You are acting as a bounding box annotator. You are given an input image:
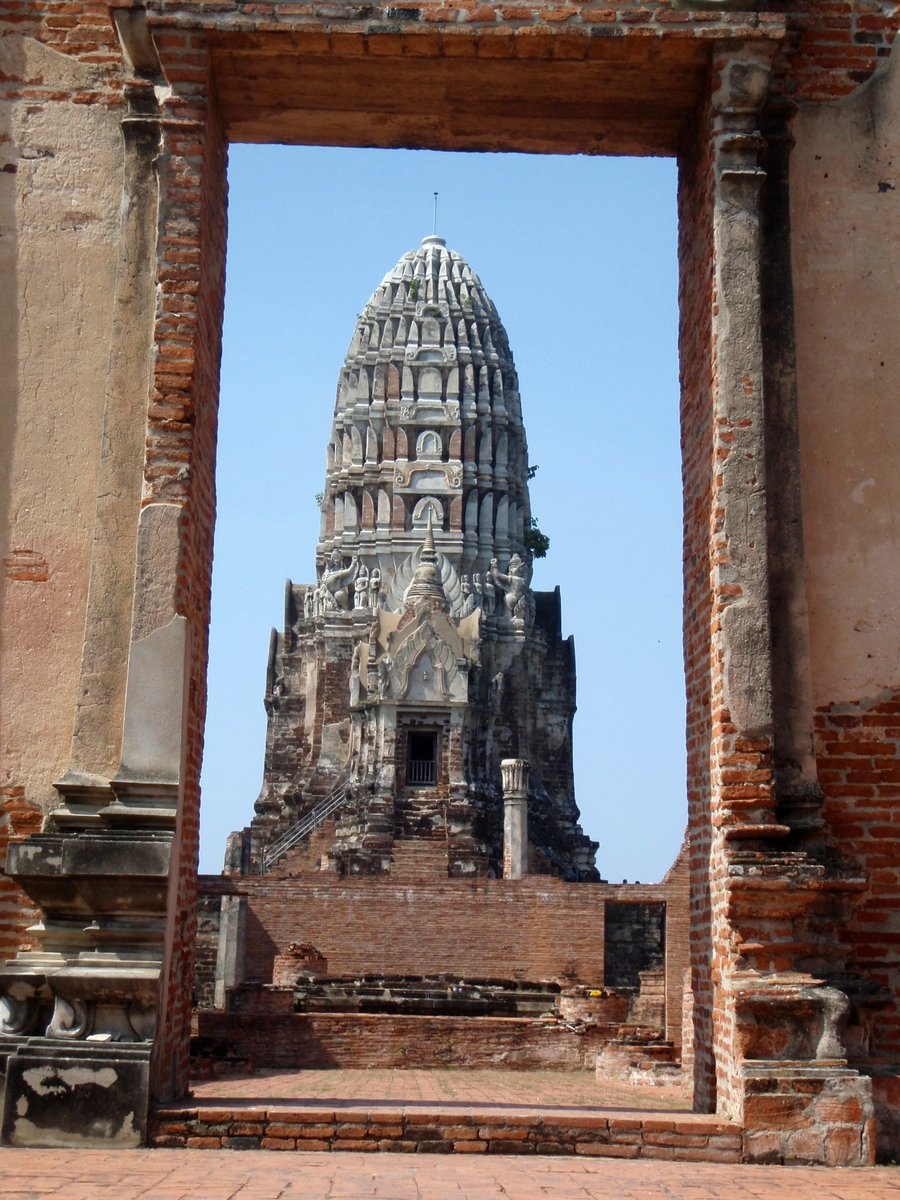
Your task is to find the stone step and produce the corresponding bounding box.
[149,1100,742,1162]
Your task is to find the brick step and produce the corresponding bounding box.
[389,838,450,880]
[150,1101,742,1161]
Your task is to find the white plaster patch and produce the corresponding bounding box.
[22,1065,118,1094]
[59,1066,118,1089]
[22,1069,66,1097]
[851,477,876,503]
[11,1109,137,1148]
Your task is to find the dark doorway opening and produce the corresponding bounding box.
[407,732,438,786]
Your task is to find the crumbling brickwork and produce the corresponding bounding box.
[0,793,42,961]
[196,1011,609,1072]
[195,874,685,998]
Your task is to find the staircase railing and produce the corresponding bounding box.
[529,835,580,882]
[262,783,350,873]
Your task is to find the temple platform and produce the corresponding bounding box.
[147,1068,746,1162]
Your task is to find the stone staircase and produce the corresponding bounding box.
[389,837,450,881]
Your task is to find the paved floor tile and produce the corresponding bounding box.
[190,1068,689,1113]
[1,1149,898,1199]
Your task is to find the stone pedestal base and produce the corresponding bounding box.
[741,1063,875,1166]
[0,1038,151,1148]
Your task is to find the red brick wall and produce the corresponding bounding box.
[677,71,718,1113]
[4,1,123,81]
[235,877,609,985]
[148,26,229,1101]
[0,793,42,961]
[816,692,900,1061]
[662,844,691,1049]
[197,1011,606,1071]
[197,874,688,991]
[771,0,898,101]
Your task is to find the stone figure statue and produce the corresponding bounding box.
[349,642,363,706]
[368,567,382,609]
[478,571,495,615]
[377,654,392,699]
[472,573,484,612]
[354,564,369,609]
[461,574,477,615]
[319,550,359,611]
[489,553,530,621]
[312,582,329,616]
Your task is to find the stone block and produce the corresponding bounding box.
[0,1041,150,1148]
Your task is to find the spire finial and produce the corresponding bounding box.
[432,191,438,237]
[403,509,447,611]
[422,508,437,562]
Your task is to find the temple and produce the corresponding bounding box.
[2,1,896,1160]
[225,236,599,883]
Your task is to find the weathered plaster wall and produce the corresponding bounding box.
[0,38,123,804]
[0,30,126,957]
[792,43,899,709]
[791,47,900,1141]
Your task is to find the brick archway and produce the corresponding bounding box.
[133,8,787,1116]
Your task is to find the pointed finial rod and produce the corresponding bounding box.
[433,192,438,237]
[422,508,437,561]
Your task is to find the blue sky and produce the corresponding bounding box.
[199,144,686,882]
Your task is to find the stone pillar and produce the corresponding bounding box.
[0,35,168,1148]
[0,8,228,1146]
[702,45,874,1166]
[213,896,247,1010]
[501,758,530,880]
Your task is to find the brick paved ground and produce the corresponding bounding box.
[1,1147,898,1199]
[190,1068,689,1111]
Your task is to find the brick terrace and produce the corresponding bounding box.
[153,1068,728,1160]
[189,1068,690,1109]
[1,1147,897,1199]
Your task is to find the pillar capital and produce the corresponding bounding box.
[500,757,531,799]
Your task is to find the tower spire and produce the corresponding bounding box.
[405,510,448,610]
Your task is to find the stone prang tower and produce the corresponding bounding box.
[227,236,598,881]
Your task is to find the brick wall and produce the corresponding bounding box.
[0,794,42,962]
[150,1101,742,1160]
[677,71,718,1112]
[211,876,614,986]
[194,870,691,1058]
[662,845,690,1049]
[147,25,229,1101]
[196,1011,606,1071]
[816,692,900,1060]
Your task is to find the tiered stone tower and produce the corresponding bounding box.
[227,236,598,881]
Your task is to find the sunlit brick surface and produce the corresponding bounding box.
[0,1147,896,1198]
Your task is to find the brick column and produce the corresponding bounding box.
[0,33,169,1146]
[0,8,227,1145]
[700,44,875,1166]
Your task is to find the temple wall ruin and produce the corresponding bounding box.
[793,52,900,1145]
[195,1011,613,1072]
[0,0,897,1164]
[0,27,126,958]
[194,870,688,1043]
